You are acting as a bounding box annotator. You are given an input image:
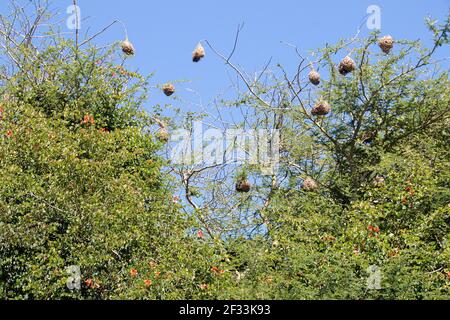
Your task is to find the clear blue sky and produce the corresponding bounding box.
[6,1,450,112]
[69,0,449,113]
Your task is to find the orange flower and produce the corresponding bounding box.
[5,130,13,138]
[197,230,204,239]
[172,196,180,204]
[446,271,450,280]
[99,128,109,133]
[130,268,138,277]
[144,279,152,287]
[211,266,225,275]
[154,271,161,279]
[211,266,220,274]
[199,284,208,290]
[82,115,95,125]
[85,279,94,288]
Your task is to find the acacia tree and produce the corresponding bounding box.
[169,14,450,298]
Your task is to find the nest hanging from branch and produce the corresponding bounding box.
[339,56,356,75]
[311,100,331,116]
[378,35,394,54]
[162,83,175,97]
[302,177,318,192]
[308,70,321,86]
[236,180,251,193]
[121,39,135,56]
[192,43,205,62]
[372,175,385,187]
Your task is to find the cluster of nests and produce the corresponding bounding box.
[308,35,394,117]
[121,40,206,97]
[120,40,206,144]
[235,176,320,193]
[121,36,394,193]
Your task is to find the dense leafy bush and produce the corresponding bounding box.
[0,1,448,300]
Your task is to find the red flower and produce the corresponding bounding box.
[211,266,220,274]
[373,227,380,233]
[144,279,152,287]
[82,115,95,125]
[85,279,94,288]
[130,268,138,277]
[197,230,204,239]
[211,266,225,275]
[6,130,13,138]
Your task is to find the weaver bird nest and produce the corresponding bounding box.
[378,35,394,54]
[311,100,331,116]
[162,83,175,97]
[339,56,356,75]
[302,177,319,192]
[236,180,251,193]
[308,70,321,86]
[121,39,135,56]
[192,43,205,62]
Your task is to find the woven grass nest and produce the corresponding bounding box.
[311,100,331,116]
[121,39,135,56]
[192,43,205,62]
[339,56,356,75]
[162,83,175,97]
[236,180,251,193]
[156,126,169,143]
[378,35,394,54]
[302,177,318,192]
[308,70,321,86]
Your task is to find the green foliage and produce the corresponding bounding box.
[0,3,449,300]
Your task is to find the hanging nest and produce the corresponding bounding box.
[372,175,385,187]
[156,125,169,143]
[192,43,205,62]
[236,180,251,193]
[121,39,135,56]
[302,177,318,192]
[162,83,175,97]
[311,100,331,116]
[308,70,321,86]
[338,56,356,75]
[378,35,394,54]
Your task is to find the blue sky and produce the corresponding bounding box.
[65,0,449,113]
[5,0,450,112]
